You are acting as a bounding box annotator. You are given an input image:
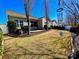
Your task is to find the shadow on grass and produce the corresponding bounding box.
[3,41,69,59]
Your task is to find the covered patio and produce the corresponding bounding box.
[31,19,43,30]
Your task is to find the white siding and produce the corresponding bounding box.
[42,18,46,27]
[23,22,28,26]
[52,22,57,26]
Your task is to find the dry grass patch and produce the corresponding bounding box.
[3,30,71,59]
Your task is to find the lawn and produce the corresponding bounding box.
[3,29,71,59]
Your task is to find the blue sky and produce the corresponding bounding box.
[0,0,57,24]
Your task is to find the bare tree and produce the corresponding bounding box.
[22,0,36,35]
[44,0,49,29]
[64,0,79,26]
[66,13,75,26]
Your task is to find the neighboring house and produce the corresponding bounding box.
[0,24,8,34]
[47,20,57,27]
[51,20,57,26]
[37,17,57,28]
[36,17,51,28]
[39,17,52,28]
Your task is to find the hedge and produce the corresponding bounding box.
[51,26,65,30]
[70,27,79,34]
[0,28,3,55]
[7,20,17,34]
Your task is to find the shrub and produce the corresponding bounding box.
[0,28,3,55]
[21,26,28,33]
[60,26,65,30]
[50,25,53,29]
[47,25,52,29]
[70,27,76,33]
[15,29,22,35]
[44,25,48,30]
[70,27,79,34]
[7,21,16,34]
[76,28,79,34]
[52,26,65,30]
[0,28,2,40]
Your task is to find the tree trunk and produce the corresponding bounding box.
[24,0,30,35]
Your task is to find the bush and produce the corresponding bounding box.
[15,29,22,35]
[70,27,79,34]
[44,25,65,30]
[50,25,53,29]
[47,25,52,29]
[51,26,65,30]
[21,26,28,33]
[44,25,48,30]
[0,28,3,55]
[7,21,16,34]
[76,28,79,34]
[0,28,2,40]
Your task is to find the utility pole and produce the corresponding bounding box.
[24,0,30,35]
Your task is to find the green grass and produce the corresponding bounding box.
[3,30,71,59]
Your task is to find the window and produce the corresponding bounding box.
[16,20,19,27]
[20,20,23,27]
[31,21,34,27]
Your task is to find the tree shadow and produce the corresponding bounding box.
[3,41,69,59]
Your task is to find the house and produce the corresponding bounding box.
[47,20,57,27]
[51,20,57,26]
[6,10,52,32]
[6,10,42,30]
[1,10,57,34]
[0,10,39,34]
[36,17,57,29]
[7,10,38,27]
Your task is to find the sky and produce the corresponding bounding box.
[0,0,58,25]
